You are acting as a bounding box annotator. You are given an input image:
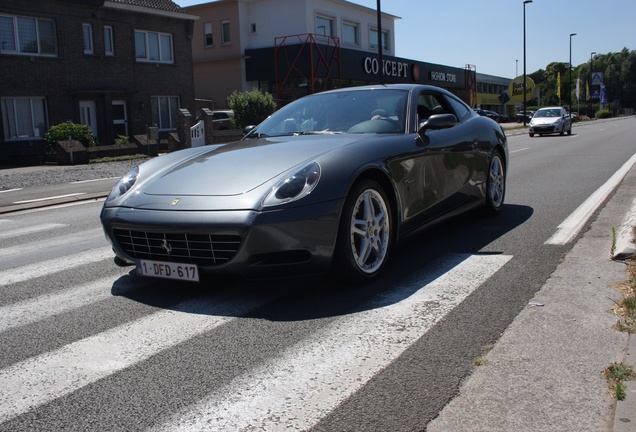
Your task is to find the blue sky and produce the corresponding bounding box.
[174,0,635,78]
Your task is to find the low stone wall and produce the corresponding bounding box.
[209,129,244,144]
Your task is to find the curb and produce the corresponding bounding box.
[613,197,636,260]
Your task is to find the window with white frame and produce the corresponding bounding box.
[151,96,179,130]
[82,23,93,54]
[0,14,57,56]
[342,20,359,46]
[315,15,334,37]
[369,27,389,51]
[1,97,48,141]
[204,22,213,46]
[104,25,114,55]
[135,30,173,63]
[221,20,230,44]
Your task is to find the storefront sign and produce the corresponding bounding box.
[363,57,409,78]
[508,75,536,102]
[429,71,457,83]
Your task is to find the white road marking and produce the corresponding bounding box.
[13,193,85,204]
[0,275,131,332]
[0,246,113,286]
[0,252,511,428]
[546,152,636,245]
[0,291,271,423]
[0,188,22,194]
[150,253,512,432]
[510,147,528,153]
[0,227,104,259]
[71,177,119,184]
[0,223,66,240]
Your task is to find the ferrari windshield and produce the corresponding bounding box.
[248,89,408,137]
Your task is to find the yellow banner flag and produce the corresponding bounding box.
[557,72,561,98]
[586,81,590,101]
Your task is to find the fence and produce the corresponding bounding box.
[190,120,205,148]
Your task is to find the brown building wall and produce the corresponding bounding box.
[0,0,196,163]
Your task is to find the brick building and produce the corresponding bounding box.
[0,0,197,163]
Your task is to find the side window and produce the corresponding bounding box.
[445,96,471,122]
[416,93,447,124]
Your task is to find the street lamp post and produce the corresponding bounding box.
[589,51,596,117]
[569,33,577,116]
[523,0,532,126]
[516,59,518,77]
[376,0,383,85]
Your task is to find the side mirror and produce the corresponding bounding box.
[418,113,457,134]
[243,125,256,135]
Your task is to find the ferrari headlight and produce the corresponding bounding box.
[106,166,139,202]
[262,162,321,207]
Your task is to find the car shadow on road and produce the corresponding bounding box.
[111,203,534,321]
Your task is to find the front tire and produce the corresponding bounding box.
[485,151,505,214]
[335,179,392,283]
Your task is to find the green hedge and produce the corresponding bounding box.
[227,89,276,129]
[44,122,97,149]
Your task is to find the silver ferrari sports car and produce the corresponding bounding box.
[101,84,508,283]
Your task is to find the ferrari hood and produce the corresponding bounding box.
[142,135,357,196]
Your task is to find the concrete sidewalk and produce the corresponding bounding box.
[427,157,636,431]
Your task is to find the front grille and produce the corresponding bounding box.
[113,229,242,267]
[537,125,555,132]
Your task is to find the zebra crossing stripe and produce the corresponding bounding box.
[0,228,104,260]
[150,254,513,432]
[0,275,132,332]
[0,223,67,240]
[0,291,270,423]
[0,247,113,286]
[0,253,511,427]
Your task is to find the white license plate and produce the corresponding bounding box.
[136,259,200,282]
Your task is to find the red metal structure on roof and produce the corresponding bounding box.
[274,34,342,103]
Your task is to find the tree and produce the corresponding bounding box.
[227,89,277,129]
[528,48,636,115]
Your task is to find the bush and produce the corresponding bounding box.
[44,122,97,150]
[227,89,276,129]
[596,109,612,119]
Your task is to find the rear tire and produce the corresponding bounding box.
[334,179,392,283]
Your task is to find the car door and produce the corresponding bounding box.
[392,91,479,229]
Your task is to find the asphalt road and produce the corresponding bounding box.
[0,117,635,431]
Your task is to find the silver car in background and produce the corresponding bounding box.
[528,107,572,137]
